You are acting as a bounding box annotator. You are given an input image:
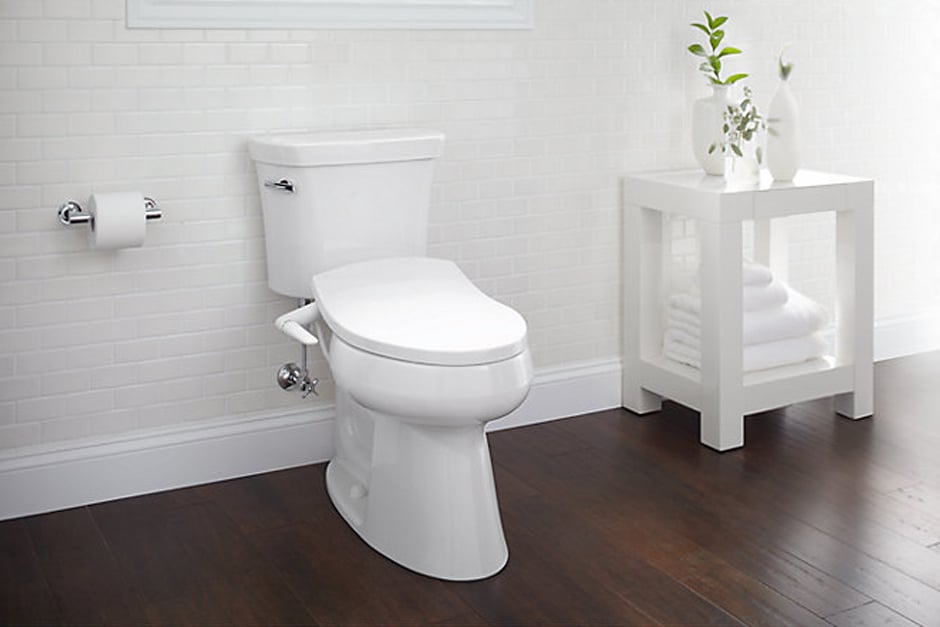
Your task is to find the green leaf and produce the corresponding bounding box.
[709,29,725,50]
[778,48,794,81]
[709,56,722,73]
[711,15,728,28]
[708,143,717,154]
[687,43,707,56]
[731,144,743,158]
[704,10,715,29]
[690,22,710,36]
[717,46,742,58]
[724,73,749,84]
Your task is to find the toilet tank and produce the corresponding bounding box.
[249,128,445,299]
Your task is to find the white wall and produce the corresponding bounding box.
[1,1,939,464]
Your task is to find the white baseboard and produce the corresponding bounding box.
[0,358,622,521]
[874,311,940,362]
[3,310,936,523]
[488,357,622,431]
[0,408,336,521]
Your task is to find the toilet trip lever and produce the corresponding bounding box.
[264,178,295,193]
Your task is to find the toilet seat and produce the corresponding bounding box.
[311,257,527,367]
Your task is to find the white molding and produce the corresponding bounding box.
[874,311,940,362]
[2,311,936,523]
[0,409,335,521]
[488,357,622,432]
[127,0,533,30]
[0,358,620,521]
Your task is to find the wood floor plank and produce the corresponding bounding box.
[500,442,832,627]
[481,494,737,627]
[825,600,922,627]
[0,519,62,626]
[139,566,316,626]
[248,511,480,627]
[549,409,940,624]
[703,537,870,619]
[488,431,752,625]
[885,483,940,522]
[564,416,873,618]
[198,464,334,535]
[92,497,294,614]
[704,490,940,626]
[27,507,149,626]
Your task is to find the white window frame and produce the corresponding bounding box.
[127,0,533,29]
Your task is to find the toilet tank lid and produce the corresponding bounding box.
[249,128,444,167]
[311,257,528,367]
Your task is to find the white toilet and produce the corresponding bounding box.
[249,128,533,581]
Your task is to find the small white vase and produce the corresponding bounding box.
[766,80,800,181]
[691,84,729,176]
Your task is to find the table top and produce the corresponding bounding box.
[625,169,870,194]
[624,169,874,222]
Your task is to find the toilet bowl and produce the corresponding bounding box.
[313,256,532,581]
[249,129,533,581]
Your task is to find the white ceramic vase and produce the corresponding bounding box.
[691,84,730,176]
[766,80,800,181]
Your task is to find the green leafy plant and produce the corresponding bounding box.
[777,48,794,81]
[708,86,767,163]
[688,10,748,86]
[765,48,792,139]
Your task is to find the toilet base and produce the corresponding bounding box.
[325,416,508,581]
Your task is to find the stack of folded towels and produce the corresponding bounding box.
[663,259,830,372]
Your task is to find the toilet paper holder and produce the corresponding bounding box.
[57,197,162,226]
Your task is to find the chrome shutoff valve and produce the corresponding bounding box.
[277,363,304,391]
[276,363,319,398]
[300,377,319,399]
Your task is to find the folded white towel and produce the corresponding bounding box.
[666,287,828,347]
[664,333,828,372]
[742,259,773,286]
[664,326,701,350]
[679,277,789,312]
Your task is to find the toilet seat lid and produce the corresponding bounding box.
[311,257,528,366]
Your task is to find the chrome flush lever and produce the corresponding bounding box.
[264,178,295,193]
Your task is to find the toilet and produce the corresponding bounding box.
[249,128,533,581]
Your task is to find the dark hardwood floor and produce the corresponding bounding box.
[4,351,940,626]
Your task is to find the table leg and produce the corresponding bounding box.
[622,203,662,414]
[753,217,789,282]
[834,188,874,419]
[698,219,745,451]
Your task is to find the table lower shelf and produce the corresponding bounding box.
[636,354,855,415]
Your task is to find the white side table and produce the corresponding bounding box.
[622,169,874,451]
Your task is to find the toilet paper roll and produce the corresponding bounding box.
[87,191,147,250]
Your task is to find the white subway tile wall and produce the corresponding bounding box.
[1,0,939,452]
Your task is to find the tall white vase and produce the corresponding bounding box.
[691,84,729,176]
[766,80,800,181]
